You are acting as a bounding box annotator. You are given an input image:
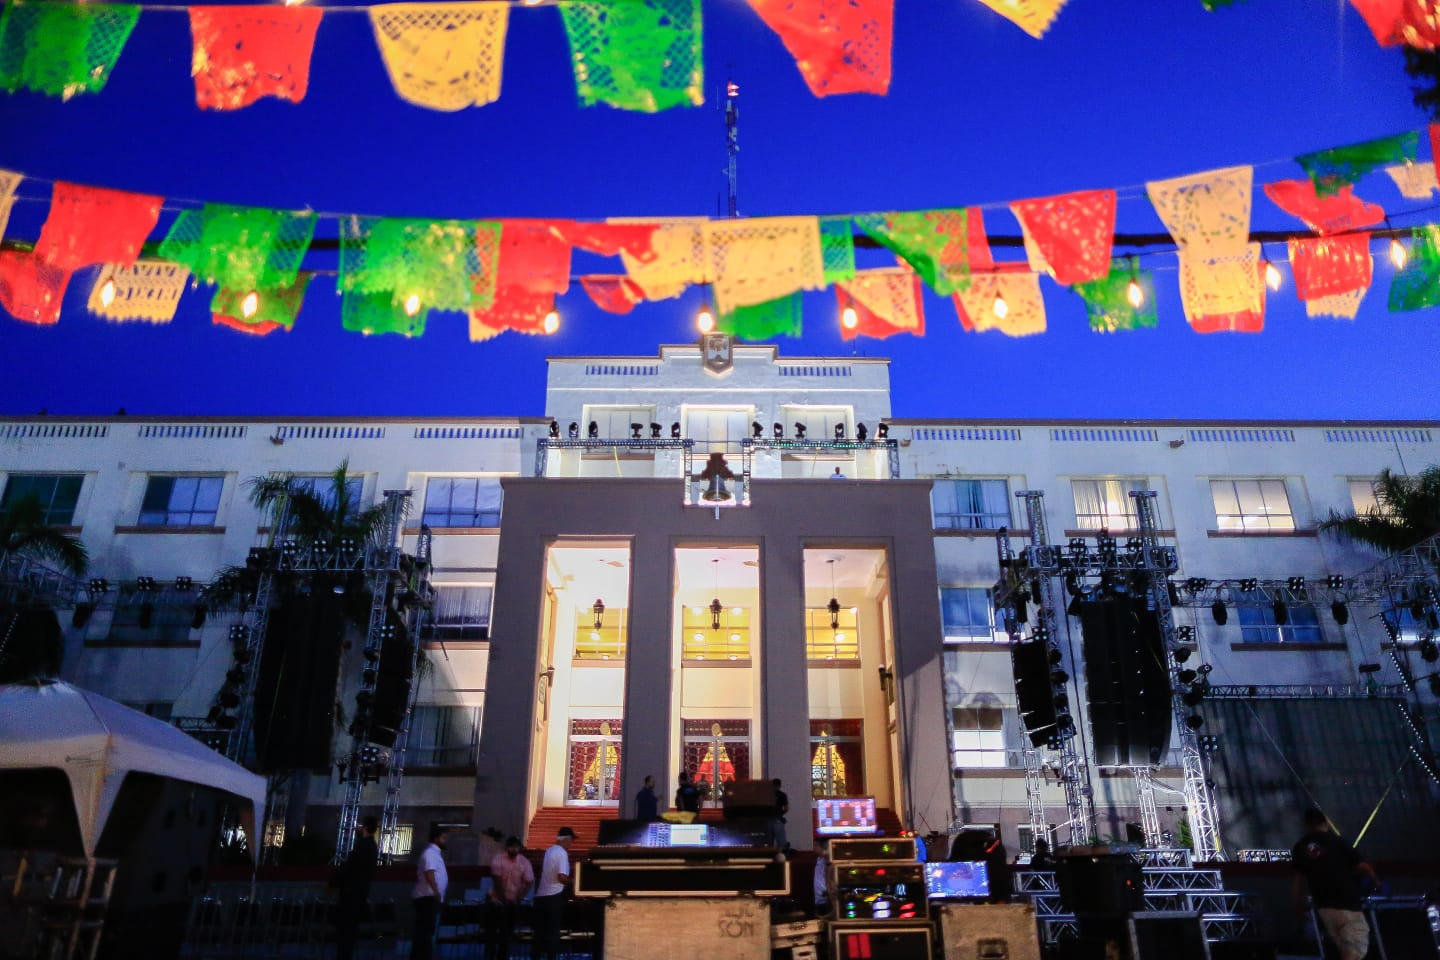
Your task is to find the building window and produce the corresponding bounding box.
[1237,597,1323,644]
[932,478,1010,530]
[1,474,83,526]
[582,405,655,440]
[1348,478,1384,516]
[940,587,1000,643]
[780,405,851,442]
[809,719,864,797]
[381,823,413,858]
[950,705,1007,769]
[139,476,223,527]
[1211,479,1295,532]
[422,477,502,528]
[575,606,627,660]
[681,604,751,661]
[684,407,752,452]
[806,607,859,660]
[423,585,493,640]
[404,705,480,767]
[105,587,195,645]
[290,474,365,517]
[1071,478,1149,530]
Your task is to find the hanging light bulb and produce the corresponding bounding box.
[1390,236,1408,269]
[992,293,1009,319]
[1264,261,1282,291]
[696,304,715,333]
[240,291,259,319]
[1126,277,1144,308]
[841,305,859,330]
[98,279,117,309]
[543,310,560,334]
[403,293,421,317]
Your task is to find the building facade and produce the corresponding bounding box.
[2,342,1436,860]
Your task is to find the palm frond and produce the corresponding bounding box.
[0,494,89,575]
[1319,465,1440,554]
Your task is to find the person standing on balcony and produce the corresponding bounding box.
[534,826,575,960]
[410,824,449,960]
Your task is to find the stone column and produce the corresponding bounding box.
[760,534,812,848]
[618,532,674,818]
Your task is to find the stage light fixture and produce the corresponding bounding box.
[568,422,579,439]
[650,422,662,439]
[1185,714,1205,730]
[1199,734,1220,753]
[549,421,559,438]
[1326,575,1345,590]
[1287,576,1306,592]
[587,421,599,439]
[1174,647,1193,663]
[834,422,846,440]
[671,422,682,439]
[1239,578,1258,593]
[1176,626,1195,643]
[1272,598,1289,626]
[630,422,643,440]
[856,423,868,441]
[89,578,110,595]
[1051,669,1069,685]
[794,422,807,440]
[1331,600,1350,625]
[1177,668,1198,685]
[136,576,157,592]
[1211,600,1228,625]
[175,576,193,592]
[751,421,764,439]
[1420,638,1439,663]
[1186,578,1209,592]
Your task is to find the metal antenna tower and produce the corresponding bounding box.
[1132,490,1223,861]
[724,79,739,218]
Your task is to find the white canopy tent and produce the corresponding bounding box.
[0,681,266,860]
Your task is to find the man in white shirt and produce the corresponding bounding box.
[534,826,575,960]
[410,824,449,960]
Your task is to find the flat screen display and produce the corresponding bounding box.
[925,861,990,900]
[643,821,712,847]
[815,797,878,836]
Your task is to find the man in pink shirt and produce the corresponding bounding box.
[487,835,535,960]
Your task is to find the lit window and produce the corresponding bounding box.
[1071,478,1149,531]
[940,587,1001,643]
[1211,479,1295,532]
[1237,596,1322,643]
[575,606,627,660]
[1,474,83,526]
[381,824,413,858]
[423,585,493,640]
[680,605,751,660]
[932,478,1010,530]
[422,477,502,528]
[1348,478,1384,516]
[806,607,859,660]
[950,706,1007,768]
[139,475,223,527]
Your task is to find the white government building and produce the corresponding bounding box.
[2,341,1437,862]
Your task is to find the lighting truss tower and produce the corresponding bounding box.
[1130,490,1223,862]
[223,506,287,766]
[334,490,417,862]
[995,491,1095,845]
[1129,765,1162,848]
[1019,718,1048,851]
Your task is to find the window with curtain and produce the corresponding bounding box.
[290,474,365,517]
[423,585,493,640]
[1071,478,1149,530]
[950,706,1008,768]
[684,406,752,452]
[139,475,223,526]
[780,405,851,441]
[932,478,1010,530]
[1,474,83,526]
[421,477,502,528]
[582,405,655,439]
[1348,478,1384,516]
[940,587,1000,642]
[1210,479,1295,532]
[1237,596,1323,643]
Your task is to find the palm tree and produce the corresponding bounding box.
[0,493,89,683]
[1318,466,1440,555]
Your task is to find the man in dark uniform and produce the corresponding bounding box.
[332,816,379,960]
[1291,807,1378,960]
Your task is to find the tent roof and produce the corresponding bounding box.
[0,681,266,857]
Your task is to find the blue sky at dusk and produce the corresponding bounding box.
[1,1,1437,421]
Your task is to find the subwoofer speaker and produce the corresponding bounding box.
[1012,639,1057,746]
[254,590,345,771]
[1077,598,1171,767]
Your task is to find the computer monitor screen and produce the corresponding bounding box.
[815,797,878,836]
[925,861,990,900]
[643,822,712,847]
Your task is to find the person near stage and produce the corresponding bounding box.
[534,826,575,960]
[636,774,659,821]
[332,816,378,960]
[410,824,449,960]
[486,835,534,960]
[1292,807,1378,960]
[813,838,832,917]
[983,828,1012,903]
[771,778,790,850]
[675,770,700,814]
[1028,837,1055,870]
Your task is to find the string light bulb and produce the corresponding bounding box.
[1264,261,1282,290]
[841,305,859,330]
[992,292,1009,319]
[403,293,421,317]
[542,310,560,334]
[98,279,116,309]
[1126,277,1144,309]
[1390,236,1408,269]
[696,304,714,333]
[240,291,259,319]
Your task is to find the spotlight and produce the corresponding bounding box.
[1053,692,1069,710]
[794,422,807,440]
[630,422,643,440]
[136,576,157,592]
[588,421,599,439]
[1182,687,1205,707]
[568,422,579,439]
[1211,600,1228,626]
[1331,600,1350,625]
[1047,648,1062,666]
[834,422,846,440]
[1199,734,1220,753]
[89,578,110,595]
[876,422,889,439]
[1287,576,1306,592]
[651,422,662,439]
[856,423,868,441]
[751,421,763,439]
[175,576,193,592]
[1177,668,1198,685]
[1174,647,1193,663]
[1051,669,1069,684]
[773,422,784,439]
[1239,578,1257,593]
[549,420,559,438]
[1272,599,1289,626]
[1176,626,1195,643]
[1186,578,1209,592]
[1420,638,1439,663]
[1185,714,1205,729]
[671,422,682,439]
[1325,575,1345,590]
